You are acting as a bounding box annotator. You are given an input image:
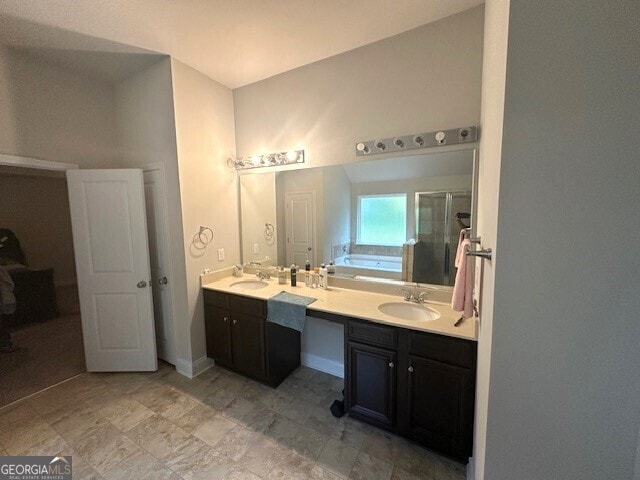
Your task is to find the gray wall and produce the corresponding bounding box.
[0,46,121,167]
[114,57,191,368]
[322,165,351,265]
[484,1,640,478]
[170,58,238,371]
[0,175,76,285]
[233,6,483,168]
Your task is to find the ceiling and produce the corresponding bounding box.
[0,0,483,88]
[343,149,474,183]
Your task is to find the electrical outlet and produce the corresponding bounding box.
[217,248,225,261]
[253,243,259,254]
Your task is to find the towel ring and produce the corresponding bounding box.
[194,225,214,247]
[264,223,275,239]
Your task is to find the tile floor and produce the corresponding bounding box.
[0,362,466,480]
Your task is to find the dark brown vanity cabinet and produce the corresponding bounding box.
[345,319,477,461]
[205,305,233,367]
[231,312,266,379]
[347,341,397,427]
[405,354,475,458]
[203,290,299,386]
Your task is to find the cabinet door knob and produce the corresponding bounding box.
[388,362,394,368]
[408,366,414,373]
[137,281,147,288]
[233,319,238,324]
[223,317,228,323]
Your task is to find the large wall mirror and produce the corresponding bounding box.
[239,148,477,287]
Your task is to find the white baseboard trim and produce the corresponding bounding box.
[175,355,214,379]
[301,352,344,378]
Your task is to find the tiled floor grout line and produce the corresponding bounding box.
[0,365,465,480]
[0,371,86,412]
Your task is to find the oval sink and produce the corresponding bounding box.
[229,280,269,290]
[378,302,441,322]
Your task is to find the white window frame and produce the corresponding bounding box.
[356,193,407,246]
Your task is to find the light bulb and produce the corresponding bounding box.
[356,143,370,154]
[286,151,299,162]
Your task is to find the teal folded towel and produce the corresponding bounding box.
[267,291,316,332]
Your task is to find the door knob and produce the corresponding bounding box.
[408,366,414,373]
[137,281,147,288]
[233,319,238,324]
[223,317,228,323]
[158,277,168,285]
[388,362,394,368]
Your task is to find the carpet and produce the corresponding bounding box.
[0,314,85,407]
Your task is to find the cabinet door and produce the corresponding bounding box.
[347,341,396,427]
[406,355,474,458]
[231,313,266,380]
[204,305,232,367]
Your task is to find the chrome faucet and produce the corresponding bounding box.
[402,285,427,304]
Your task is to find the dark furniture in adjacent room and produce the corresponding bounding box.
[0,229,58,327]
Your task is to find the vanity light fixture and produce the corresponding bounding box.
[355,126,478,156]
[230,149,305,170]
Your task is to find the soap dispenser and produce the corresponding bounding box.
[277,266,287,285]
[319,263,328,289]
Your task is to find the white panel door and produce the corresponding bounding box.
[67,169,157,372]
[143,166,177,365]
[285,191,316,267]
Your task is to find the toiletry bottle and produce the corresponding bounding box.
[327,261,335,275]
[290,265,297,286]
[305,259,311,272]
[305,271,311,287]
[278,266,286,285]
[319,264,328,289]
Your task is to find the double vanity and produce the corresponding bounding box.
[202,275,478,462]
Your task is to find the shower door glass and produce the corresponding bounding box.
[415,191,471,286]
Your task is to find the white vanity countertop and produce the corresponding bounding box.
[202,276,477,341]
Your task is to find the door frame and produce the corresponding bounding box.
[142,163,178,365]
[284,190,317,267]
[0,153,78,173]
